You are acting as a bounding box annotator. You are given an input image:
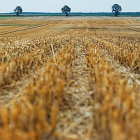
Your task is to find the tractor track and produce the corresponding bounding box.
[120,25,140,32]
[0,20,61,36]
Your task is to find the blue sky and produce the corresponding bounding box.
[1,0,140,13]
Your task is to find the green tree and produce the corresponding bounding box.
[61,5,71,16]
[14,6,23,16]
[112,4,122,17]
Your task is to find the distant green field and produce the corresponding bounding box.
[0,17,20,20]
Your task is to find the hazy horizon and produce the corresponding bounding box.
[0,0,140,13]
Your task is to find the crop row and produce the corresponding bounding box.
[0,35,72,88]
[91,34,140,73]
[87,45,140,140]
[0,44,74,140]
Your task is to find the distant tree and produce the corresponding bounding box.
[14,6,23,16]
[61,5,71,16]
[112,4,122,16]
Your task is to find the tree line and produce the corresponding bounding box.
[14,4,122,17]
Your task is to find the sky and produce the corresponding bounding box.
[0,0,140,13]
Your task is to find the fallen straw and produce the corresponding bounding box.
[51,43,56,62]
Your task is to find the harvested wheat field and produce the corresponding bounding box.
[0,16,140,140]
